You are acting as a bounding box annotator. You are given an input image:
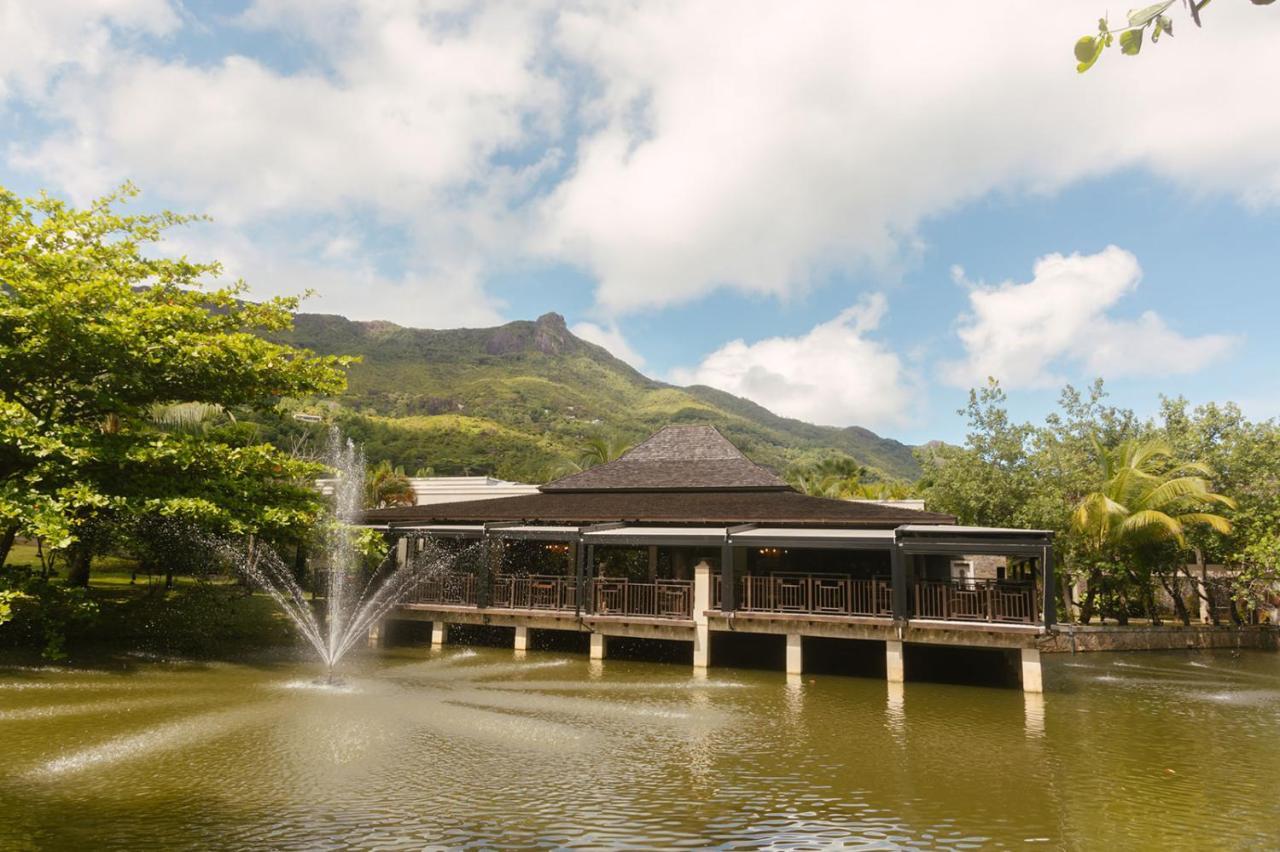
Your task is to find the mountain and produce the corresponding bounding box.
[270,311,922,482]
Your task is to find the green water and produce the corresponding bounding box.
[1,646,1277,850]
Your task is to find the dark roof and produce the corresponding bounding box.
[541,425,788,492]
[363,489,954,528]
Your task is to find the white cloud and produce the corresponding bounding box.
[4,1,1280,327]
[571,321,645,368]
[540,1,1280,315]
[943,246,1238,389]
[160,225,504,329]
[0,0,177,101]
[671,293,915,428]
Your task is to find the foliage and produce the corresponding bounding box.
[365,459,415,509]
[0,184,351,582]
[0,568,99,659]
[1076,0,1275,73]
[920,379,1280,624]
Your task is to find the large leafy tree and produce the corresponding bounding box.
[0,184,350,584]
[1071,437,1234,623]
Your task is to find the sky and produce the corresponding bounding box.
[2,0,1279,445]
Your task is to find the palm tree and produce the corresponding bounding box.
[148,402,233,435]
[365,460,416,509]
[1071,437,1234,623]
[577,434,632,470]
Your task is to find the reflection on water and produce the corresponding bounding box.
[1,647,1279,848]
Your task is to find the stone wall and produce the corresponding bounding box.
[1041,624,1280,653]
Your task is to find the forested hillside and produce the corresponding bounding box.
[263,311,922,483]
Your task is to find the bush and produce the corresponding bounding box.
[0,568,99,660]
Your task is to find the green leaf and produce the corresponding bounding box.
[1120,28,1144,56]
[1074,35,1099,62]
[1128,1,1174,27]
[1075,35,1104,72]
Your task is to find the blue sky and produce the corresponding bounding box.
[2,1,1278,444]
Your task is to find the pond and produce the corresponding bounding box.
[1,646,1278,849]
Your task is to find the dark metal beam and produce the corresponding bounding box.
[720,543,737,611]
[890,546,907,620]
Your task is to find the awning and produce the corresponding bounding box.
[895,524,1053,555]
[729,527,895,550]
[582,526,728,546]
[485,525,581,541]
[389,524,486,538]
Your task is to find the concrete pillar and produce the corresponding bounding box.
[395,536,409,569]
[514,625,529,652]
[1021,647,1043,694]
[431,621,448,647]
[693,561,712,669]
[785,633,803,675]
[589,631,607,660]
[886,639,904,683]
[367,620,385,648]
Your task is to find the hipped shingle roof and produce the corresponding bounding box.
[541,425,788,492]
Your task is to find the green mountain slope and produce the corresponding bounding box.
[271,312,922,482]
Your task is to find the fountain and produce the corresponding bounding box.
[232,429,472,683]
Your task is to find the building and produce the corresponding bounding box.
[364,425,1055,692]
[318,475,539,505]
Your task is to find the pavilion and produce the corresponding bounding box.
[364,425,1054,692]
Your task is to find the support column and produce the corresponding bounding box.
[785,633,803,675]
[693,561,711,669]
[431,621,448,647]
[1021,647,1043,694]
[395,535,409,570]
[886,639,904,683]
[514,625,530,651]
[367,619,386,648]
[589,631,607,660]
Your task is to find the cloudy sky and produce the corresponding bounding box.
[3,1,1278,443]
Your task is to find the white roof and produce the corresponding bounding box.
[898,524,1052,536]
[730,528,894,541]
[393,524,485,535]
[487,525,580,538]
[583,526,728,541]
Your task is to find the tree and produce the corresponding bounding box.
[0,184,350,584]
[1071,437,1234,623]
[1075,0,1276,73]
[577,434,632,470]
[365,460,416,509]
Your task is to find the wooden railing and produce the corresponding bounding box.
[593,578,694,619]
[491,574,579,611]
[408,573,478,606]
[406,572,1036,625]
[714,574,1037,624]
[912,579,1036,624]
[726,573,894,618]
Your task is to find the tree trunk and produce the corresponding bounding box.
[1078,570,1101,624]
[0,524,17,567]
[66,548,93,588]
[1059,574,1076,624]
[1160,572,1191,626]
